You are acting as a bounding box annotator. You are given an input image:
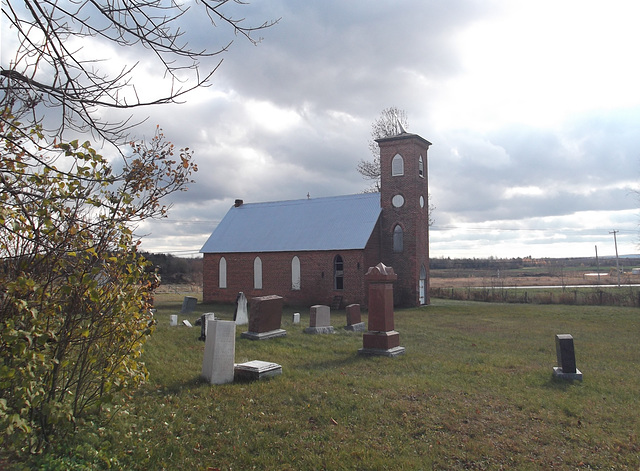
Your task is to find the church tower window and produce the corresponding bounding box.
[392,154,404,176]
[393,225,404,253]
[419,155,424,177]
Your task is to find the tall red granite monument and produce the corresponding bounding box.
[358,263,405,357]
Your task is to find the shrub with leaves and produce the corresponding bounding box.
[0,107,196,453]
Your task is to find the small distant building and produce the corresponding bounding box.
[200,131,431,307]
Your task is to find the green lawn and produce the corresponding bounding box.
[25,295,640,470]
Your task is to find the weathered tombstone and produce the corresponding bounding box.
[358,263,405,357]
[169,314,178,327]
[234,360,282,381]
[199,313,216,341]
[553,334,583,380]
[201,320,236,385]
[182,319,193,328]
[292,312,300,324]
[241,295,287,340]
[234,292,249,325]
[304,305,334,334]
[344,303,366,332]
[181,296,197,314]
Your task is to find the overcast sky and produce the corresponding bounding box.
[12,0,640,259]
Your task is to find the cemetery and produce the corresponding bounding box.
[23,286,640,470]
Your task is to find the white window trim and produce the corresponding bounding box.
[219,257,227,288]
[253,256,263,289]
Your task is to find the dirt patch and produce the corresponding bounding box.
[155,283,202,294]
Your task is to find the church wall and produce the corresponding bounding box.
[203,249,371,307]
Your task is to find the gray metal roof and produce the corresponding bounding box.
[200,193,381,253]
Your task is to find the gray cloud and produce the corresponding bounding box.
[115,0,640,258]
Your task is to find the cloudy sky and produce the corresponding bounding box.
[11,0,640,259]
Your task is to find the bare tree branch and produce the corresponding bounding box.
[1,0,279,145]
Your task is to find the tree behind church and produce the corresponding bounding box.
[357,107,435,225]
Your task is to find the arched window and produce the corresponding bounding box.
[392,154,404,176]
[219,257,227,288]
[253,257,262,289]
[393,225,404,253]
[334,255,344,290]
[291,256,301,290]
[419,155,424,178]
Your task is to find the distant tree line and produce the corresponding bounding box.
[429,256,635,271]
[430,257,525,270]
[141,253,202,285]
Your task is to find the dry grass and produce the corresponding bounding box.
[430,272,640,288]
[20,297,640,470]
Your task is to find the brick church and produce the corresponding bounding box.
[200,131,431,308]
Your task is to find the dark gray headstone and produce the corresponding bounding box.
[181,296,197,314]
[553,334,582,380]
[199,313,216,341]
[555,334,576,373]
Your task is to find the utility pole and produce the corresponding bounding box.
[610,230,620,286]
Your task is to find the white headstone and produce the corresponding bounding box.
[292,312,300,324]
[202,320,236,385]
[170,314,178,327]
[304,305,334,334]
[235,292,249,325]
[309,305,330,327]
[182,319,193,328]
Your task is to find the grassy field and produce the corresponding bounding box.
[24,292,640,470]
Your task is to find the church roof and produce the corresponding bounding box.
[200,193,381,253]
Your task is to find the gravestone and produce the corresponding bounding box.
[292,313,300,324]
[201,320,236,385]
[234,360,282,381]
[169,314,178,327]
[241,295,287,340]
[199,313,216,341]
[344,303,366,332]
[182,319,193,328]
[304,305,334,334]
[234,292,249,325]
[181,296,197,314]
[358,263,405,357]
[553,334,583,380]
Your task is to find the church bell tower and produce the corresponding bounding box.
[377,131,431,306]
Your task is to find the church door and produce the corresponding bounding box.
[419,264,427,305]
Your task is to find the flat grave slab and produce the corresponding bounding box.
[240,329,287,340]
[234,360,282,381]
